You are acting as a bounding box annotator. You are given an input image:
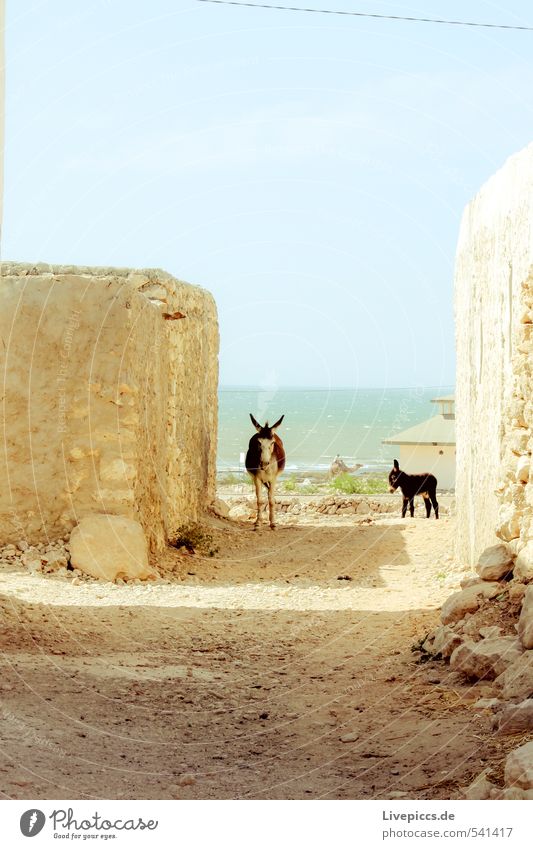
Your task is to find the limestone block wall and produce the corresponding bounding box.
[455,143,533,565]
[496,274,533,574]
[0,263,219,551]
[0,0,5,241]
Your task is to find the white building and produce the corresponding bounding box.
[382,395,456,490]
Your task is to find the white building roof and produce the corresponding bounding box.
[430,393,455,404]
[382,414,456,446]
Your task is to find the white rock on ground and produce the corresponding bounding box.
[459,617,483,638]
[69,515,153,582]
[495,651,533,701]
[450,637,523,680]
[460,574,483,589]
[42,552,68,572]
[21,549,44,567]
[423,625,462,659]
[463,770,498,800]
[340,732,358,743]
[478,625,502,639]
[474,698,502,710]
[212,499,230,519]
[497,699,533,735]
[515,541,533,581]
[508,581,527,603]
[518,585,533,649]
[496,503,521,543]
[502,787,533,800]
[475,543,514,581]
[228,502,254,521]
[440,582,502,625]
[504,740,533,791]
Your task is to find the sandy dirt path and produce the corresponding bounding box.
[0,513,510,799]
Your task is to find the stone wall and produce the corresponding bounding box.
[0,263,219,552]
[222,493,452,524]
[423,274,532,797]
[0,0,4,241]
[495,273,533,575]
[455,143,533,565]
[421,145,533,798]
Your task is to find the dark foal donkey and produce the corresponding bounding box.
[388,459,439,519]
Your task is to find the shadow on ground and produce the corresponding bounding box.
[0,587,501,801]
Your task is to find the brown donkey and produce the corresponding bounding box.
[245,414,286,529]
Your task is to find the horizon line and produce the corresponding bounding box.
[219,384,455,391]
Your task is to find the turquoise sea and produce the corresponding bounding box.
[217,386,453,473]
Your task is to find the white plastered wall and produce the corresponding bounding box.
[454,143,533,565]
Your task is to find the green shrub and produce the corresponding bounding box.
[281,475,321,494]
[282,475,298,492]
[218,472,239,486]
[299,483,320,494]
[217,472,252,487]
[329,473,388,495]
[329,473,360,494]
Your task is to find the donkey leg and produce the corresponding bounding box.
[401,497,408,518]
[253,477,262,529]
[431,493,439,519]
[268,482,276,529]
[424,497,431,518]
[409,498,415,517]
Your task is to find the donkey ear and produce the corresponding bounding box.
[271,414,284,430]
[393,459,400,470]
[250,413,262,432]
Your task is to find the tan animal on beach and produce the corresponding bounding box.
[245,414,286,530]
[330,455,363,477]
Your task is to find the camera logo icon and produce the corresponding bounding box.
[20,810,46,837]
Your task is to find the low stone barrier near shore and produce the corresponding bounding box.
[278,495,398,516]
[220,494,450,521]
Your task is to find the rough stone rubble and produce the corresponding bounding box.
[0,529,155,586]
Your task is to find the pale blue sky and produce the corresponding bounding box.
[3,1,533,387]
